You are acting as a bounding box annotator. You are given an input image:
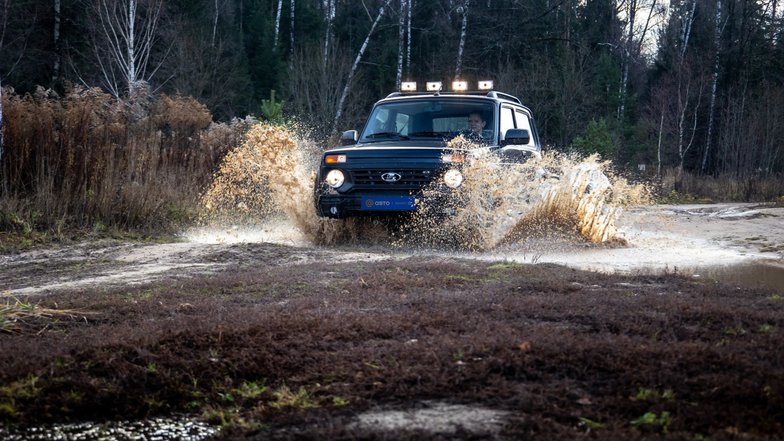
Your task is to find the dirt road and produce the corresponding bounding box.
[3,204,782,295]
[0,203,782,440]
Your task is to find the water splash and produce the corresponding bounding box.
[197,123,648,250]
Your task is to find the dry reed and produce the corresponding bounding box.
[0,86,251,233]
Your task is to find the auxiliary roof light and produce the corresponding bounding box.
[452,80,468,92]
[400,81,417,92]
[478,80,494,91]
[426,81,443,92]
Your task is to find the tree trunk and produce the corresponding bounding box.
[396,0,405,88]
[455,0,468,78]
[333,0,391,132]
[618,0,636,121]
[701,0,722,173]
[128,0,137,87]
[274,0,283,50]
[290,0,295,56]
[680,0,697,61]
[657,109,663,179]
[53,0,62,84]
[211,0,219,48]
[94,0,165,98]
[323,0,335,67]
[406,0,412,78]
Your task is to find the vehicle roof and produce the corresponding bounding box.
[378,91,533,114]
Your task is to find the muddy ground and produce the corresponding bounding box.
[0,204,783,440]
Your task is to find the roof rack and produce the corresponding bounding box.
[485,91,521,104]
[385,91,521,102]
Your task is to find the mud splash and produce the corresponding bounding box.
[197,124,647,250]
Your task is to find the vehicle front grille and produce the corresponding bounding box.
[350,169,435,190]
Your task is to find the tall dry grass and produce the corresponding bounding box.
[658,168,784,202]
[0,86,252,233]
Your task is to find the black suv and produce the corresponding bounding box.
[314,83,542,218]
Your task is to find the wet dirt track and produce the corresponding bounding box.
[0,204,783,440]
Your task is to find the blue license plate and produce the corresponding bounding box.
[360,195,416,211]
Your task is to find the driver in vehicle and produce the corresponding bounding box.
[465,111,488,143]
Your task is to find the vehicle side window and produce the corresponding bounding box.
[500,107,515,140]
[513,109,534,146]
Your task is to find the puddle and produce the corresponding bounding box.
[352,401,509,435]
[687,262,784,290]
[0,416,219,441]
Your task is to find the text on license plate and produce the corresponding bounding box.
[360,195,416,211]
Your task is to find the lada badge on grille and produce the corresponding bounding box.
[381,172,402,182]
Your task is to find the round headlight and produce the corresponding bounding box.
[443,169,463,189]
[325,169,345,188]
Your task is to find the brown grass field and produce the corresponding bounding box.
[0,241,782,440]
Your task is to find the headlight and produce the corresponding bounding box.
[325,169,345,188]
[443,169,463,188]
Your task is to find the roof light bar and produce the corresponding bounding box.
[400,81,417,92]
[478,80,494,91]
[426,81,443,92]
[452,80,468,92]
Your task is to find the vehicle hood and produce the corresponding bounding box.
[324,140,462,156]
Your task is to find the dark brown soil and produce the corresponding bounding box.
[1,244,782,440]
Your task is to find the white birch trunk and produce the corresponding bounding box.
[680,0,696,61]
[323,0,335,67]
[94,0,164,98]
[618,0,636,121]
[128,0,137,86]
[396,0,405,88]
[274,0,283,50]
[657,110,663,179]
[333,0,391,132]
[211,0,218,48]
[455,1,468,78]
[406,0,412,78]
[53,0,61,82]
[290,0,295,56]
[701,0,722,173]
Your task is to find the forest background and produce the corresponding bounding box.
[0,0,782,235]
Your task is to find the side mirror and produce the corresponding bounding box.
[340,130,358,146]
[501,129,530,147]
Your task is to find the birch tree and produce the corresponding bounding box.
[406,0,412,78]
[455,0,468,78]
[290,0,295,56]
[91,0,166,98]
[323,0,335,67]
[54,0,62,83]
[211,0,219,48]
[701,0,722,172]
[273,0,282,50]
[396,0,406,88]
[680,0,697,60]
[333,0,391,132]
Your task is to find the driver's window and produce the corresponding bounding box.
[500,107,515,140]
[514,110,534,146]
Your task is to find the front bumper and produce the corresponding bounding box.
[315,188,455,219]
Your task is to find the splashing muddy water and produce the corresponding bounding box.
[197,123,647,251]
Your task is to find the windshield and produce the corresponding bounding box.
[360,100,495,144]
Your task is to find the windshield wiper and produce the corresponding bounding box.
[364,132,410,140]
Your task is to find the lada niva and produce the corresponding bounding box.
[314,80,542,218]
